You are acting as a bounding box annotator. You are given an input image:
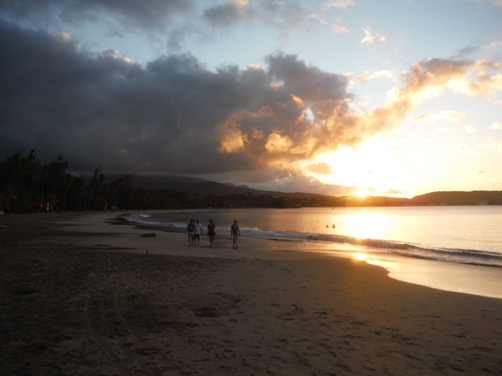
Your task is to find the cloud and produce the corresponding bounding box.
[490,40,502,49]
[305,162,332,175]
[200,0,312,34]
[198,56,502,177]
[0,20,247,174]
[203,0,249,28]
[477,0,502,6]
[471,170,485,177]
[1,21,502,186]
[413,111,466,123]
[0,21,350,177]
[322,0,357,10]
[485,138,502,152]
[0,0,312,48]
[330,17,348,33]
[489,121,502,129]
[0,0,195,29]
[357,70,395,83]
[459,0,502,6]
[451,44,482,59]
[464,125,477,133]
[360,27,386,45]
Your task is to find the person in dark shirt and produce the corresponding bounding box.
[230,220,240,249]
[207,219,216,248]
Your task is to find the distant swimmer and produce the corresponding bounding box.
[332,224,336,228]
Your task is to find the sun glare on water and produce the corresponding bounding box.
[345,212,387,240]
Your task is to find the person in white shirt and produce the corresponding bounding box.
[193,219,204,246]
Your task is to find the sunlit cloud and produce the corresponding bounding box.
[485,138,502,152]
[330,17,348,33]
[323,0,357,9]
[489,122,502,129]
[305,162,332,174]
[360,27,386,45]
[98,49,135,64]
[456,145,482,156]
[471,170,485,177]
[265,132,294,153]
[358,70,395,83]
[489,40,502,49]
[1,16,502,194]
[215,56,502,183]
[464,125,477,133]
[414,111,466,123]
[308,14,327,26]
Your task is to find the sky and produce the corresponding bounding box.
[0,0,501,197]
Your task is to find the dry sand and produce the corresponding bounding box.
[1,212,501,376]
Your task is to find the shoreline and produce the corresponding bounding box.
[117,210,502,300]
[1,212,502,375]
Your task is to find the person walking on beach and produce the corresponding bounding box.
[231,220,241,249]
[194,219,203,246]
[186,219,195,245]
[207,219,216,248]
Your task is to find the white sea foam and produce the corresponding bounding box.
[123,207,502,268]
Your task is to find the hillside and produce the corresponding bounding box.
[410,191,502,206]
[94,175,502,207]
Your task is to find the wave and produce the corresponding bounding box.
[123,215,502,268]
[248,228,502,267]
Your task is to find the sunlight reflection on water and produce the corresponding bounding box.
[343,211,387,240]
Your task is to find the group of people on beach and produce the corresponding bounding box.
[186,218,241,249]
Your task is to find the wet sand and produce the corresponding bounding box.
[1,212,501,375]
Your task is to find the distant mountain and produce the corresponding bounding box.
[109,175,332,199]
[97,174,502,206]
[130,175,208,189]
[410,191,502,205]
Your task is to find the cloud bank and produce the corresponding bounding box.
[1,19,502,183]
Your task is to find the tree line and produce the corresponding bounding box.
[7,150,489,214]
[0,150,196,213]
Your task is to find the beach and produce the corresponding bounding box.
[1,212,501,375]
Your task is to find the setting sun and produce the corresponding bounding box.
[305,137,411,196]
[353,189,371,197]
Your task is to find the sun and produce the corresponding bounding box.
[308,137,412,196]
[353,188,371,197]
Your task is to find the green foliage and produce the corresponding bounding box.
[3,151,499,214]
[0,150,197,212]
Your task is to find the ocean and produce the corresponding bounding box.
[124,206,502,299]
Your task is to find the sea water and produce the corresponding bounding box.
[124,206,502,298]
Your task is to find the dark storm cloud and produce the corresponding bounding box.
[3,20,500,181]
[0,20,354,176]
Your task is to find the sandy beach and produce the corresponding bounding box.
[1,212,501,376]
